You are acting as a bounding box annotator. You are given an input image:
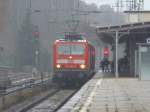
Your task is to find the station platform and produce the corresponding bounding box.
[58,72,150,112]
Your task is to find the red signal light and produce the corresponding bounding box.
[33,31,39,37]
[103,47,109,57]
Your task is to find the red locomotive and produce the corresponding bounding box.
[52,34,95,85]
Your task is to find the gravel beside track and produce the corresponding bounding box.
[27,89,78,112]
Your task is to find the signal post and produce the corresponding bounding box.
[32,26,40,70]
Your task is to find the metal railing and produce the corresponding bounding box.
[0,73,52,109]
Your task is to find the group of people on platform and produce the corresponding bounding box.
[100,57,112,73]
[100,56,129,73]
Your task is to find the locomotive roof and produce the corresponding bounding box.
[54,39,89,44]
[54,39,96,49]
[55,33,88,42]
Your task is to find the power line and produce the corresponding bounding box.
[113,0,144,11]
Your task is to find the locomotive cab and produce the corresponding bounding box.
[52,34,95,84]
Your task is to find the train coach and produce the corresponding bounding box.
[52,34,95,85]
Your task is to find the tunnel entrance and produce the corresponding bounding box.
[96,22,150,78]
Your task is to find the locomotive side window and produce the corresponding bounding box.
[58,45,84,55]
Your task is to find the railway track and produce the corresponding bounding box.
[23,89,78,112]
[3,81,79,112]
[1,71,82,112]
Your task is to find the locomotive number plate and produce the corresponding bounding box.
[68,60,74,63]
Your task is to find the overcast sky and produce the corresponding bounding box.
[82,0,150,10]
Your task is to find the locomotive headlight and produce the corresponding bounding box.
[80,64,86,69]
[69,56,72,59]
[56,64,61,68]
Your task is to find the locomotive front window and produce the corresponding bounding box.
[71,45,84,55]
[58,45,70,54]
[58,45,84,55]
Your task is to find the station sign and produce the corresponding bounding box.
[146,38,150,44]
[140,46,148,52]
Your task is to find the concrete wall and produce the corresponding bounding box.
[0,0,14,57]
[0,0,30,65]
[0,0,9,32]
[125,12,150,23]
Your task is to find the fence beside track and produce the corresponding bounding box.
[0,74,52,111]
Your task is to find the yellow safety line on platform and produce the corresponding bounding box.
[79,79,103,112]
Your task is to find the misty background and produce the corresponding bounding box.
[0,0,124,72]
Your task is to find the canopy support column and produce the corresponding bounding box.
[115,30,119,78]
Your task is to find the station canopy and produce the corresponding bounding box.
[96,21,150,33]
[95,21,150,78]
[96,21,150,45]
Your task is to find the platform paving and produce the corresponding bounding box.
[58,72,150,112]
